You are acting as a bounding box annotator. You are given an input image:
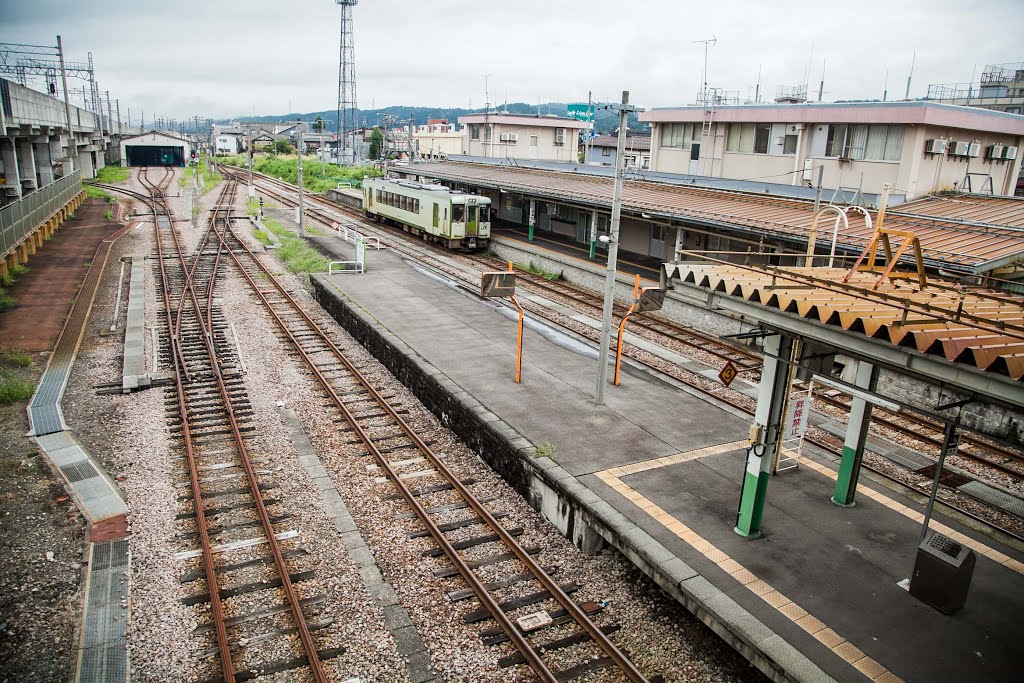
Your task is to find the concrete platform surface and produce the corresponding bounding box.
[312,246,1024,683]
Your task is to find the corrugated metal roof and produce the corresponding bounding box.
[404,161,1024,273]
[590,135,651,151]
[669,263,1024,380]
[894,194,1024,230]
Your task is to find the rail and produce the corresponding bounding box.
[0,170,81,258]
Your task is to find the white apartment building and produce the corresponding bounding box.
[458,113,586,163]
[640,102,1024,200]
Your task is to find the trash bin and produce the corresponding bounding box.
[909,529,976,614]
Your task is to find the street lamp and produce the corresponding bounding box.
[595,91,642,405]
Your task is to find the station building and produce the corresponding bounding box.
[639,101,1024,200]
[457,112,586,163]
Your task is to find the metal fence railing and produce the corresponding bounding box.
[0,171,82,259]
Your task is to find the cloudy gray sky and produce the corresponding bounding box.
[2,0,1022,122]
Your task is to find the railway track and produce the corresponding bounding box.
[222,166,1024,540]
[210,192,658,682]
[117,169,338,682]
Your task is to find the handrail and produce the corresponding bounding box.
[0,171,82,258]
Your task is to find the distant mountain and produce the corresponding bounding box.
[219,102,644,135]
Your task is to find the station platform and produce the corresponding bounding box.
[308,244,1024,683]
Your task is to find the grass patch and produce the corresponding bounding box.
[0,288,13,312]
[85,185,113,200]
[104,209,114,221]
[182,156,223,194]
[305,224,327,237]
[519,261,561,280]
[253,229,272,247]
[237,154,381,193]
[263,218,328,274]
[94,165,129,183]
[0,372,35,403]
[0,348,33,367]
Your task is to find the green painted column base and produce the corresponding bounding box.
[735,468,770,539]
[832,445,862,508]
[830,496,857,508]
[528,225,535,241]
[589,241,596,259]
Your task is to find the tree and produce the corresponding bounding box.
[313,115,324,133]
[273,138,295,154]
[369,127,384,160]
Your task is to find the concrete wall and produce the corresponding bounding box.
[413,132,462,159]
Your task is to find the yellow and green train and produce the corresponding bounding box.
[363,177,491,250]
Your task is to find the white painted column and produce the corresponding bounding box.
[1,139,21,198]
[17,139,37,192]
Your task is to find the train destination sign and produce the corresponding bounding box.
[481,272,516,298]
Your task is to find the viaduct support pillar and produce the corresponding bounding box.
[35,139,55,186]
[735,333,794,538]
[17,139,37,193]
[832,360,879,507]
[2,139,21,199]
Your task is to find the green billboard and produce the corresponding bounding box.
[567,103,593,122]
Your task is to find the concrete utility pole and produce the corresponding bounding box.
[584,90,593,164]
[116,99,121,134]
[246,126,253,197]
[595,91,642,405]
[57,35,75,173]
[297,120,305,237]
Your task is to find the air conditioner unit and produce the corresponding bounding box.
[987,144,1005,160]
[948,141,970,156]
[924,139,947,154]
[967,142,981,158]
[506,133,518,143]
[1004,145,1018,160]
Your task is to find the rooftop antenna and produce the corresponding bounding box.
[693,36,717,105]
[904,52,916,100]
[882,68,889,101]
[482,73,492,112]
[818,59,826,102]
[755,63,763,103]
[803,40,814,93]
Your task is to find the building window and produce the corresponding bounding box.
[826,124,903,160]
[453,204,465,223]
[469,124,480,140]
[602,147,611,157]
[753,124,771,154]
[530,135,538,147]
[432,203,439,227]
[726,123,757,153]
[660,122,702,149]
[783,134,799,155]
[554,128,565,145]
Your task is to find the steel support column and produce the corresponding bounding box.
[528,198,536,241]
[735,333,794,538]
[832,360,879,507]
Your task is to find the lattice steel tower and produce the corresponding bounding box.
[335,0,358,164]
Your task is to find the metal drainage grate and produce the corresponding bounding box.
[60,460,99,483]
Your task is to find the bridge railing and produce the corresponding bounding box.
[0,171,82,259]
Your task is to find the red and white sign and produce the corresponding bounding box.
[784,395,811,440]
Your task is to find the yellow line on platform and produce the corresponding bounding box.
[596,442,904,683]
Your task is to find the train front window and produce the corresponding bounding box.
[453,204,465,223]
[480,205,490,222]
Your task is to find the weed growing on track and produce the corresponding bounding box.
[85,186,113,200]
[534,443,558,460]
[218,153,381,193]
[519,261,561,280]
[0,264,30,311]
[0,288,13,311]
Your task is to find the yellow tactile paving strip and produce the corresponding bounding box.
[796,456,1024,576]
[596,441,904,682]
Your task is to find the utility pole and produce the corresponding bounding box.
[595,91,642,405]
[56,35,76,174]
[297,120,305,237]
[583,90,593,164]
[115,99,121,134]
[247,126,254,198]
[106,91,113,140]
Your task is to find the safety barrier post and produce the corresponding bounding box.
[613,275,640,385]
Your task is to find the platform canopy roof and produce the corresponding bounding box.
[403,161,1024,276]
[892,194,1024,230]
[665,261,1024,406]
